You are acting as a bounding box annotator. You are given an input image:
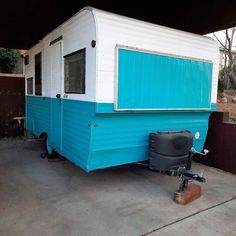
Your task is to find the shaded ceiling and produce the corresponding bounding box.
[1,0,236,49]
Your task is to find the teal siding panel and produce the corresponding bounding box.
[26,96,96,171]
[88,110,211,171]
[61,99,96,170]
[210,103,217,111]
[50,99,62,150]
[25,96,51,137]
[96,103,217,113]
[96,103,114,113]
[26,96,213,172]
[117,48,213,110]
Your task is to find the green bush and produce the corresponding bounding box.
[0,48,20,73]
[229,117,236,124]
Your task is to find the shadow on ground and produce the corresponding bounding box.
[0,138,236,236]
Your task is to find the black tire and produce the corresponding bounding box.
[43,134,56,158]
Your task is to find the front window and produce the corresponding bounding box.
[35,52,42,95]
[27,77,33,95]
[64,49,85,94]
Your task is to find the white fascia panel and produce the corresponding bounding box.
[93,9,219,104]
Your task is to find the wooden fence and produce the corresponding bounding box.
[194,112,236,174]
[0,73,25,137]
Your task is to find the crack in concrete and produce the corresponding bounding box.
[142,196,236,236]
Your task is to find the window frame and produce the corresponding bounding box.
[26,77,33,95]
[24,55,29,65]
[34,52,42,96]
[64,48,86,94]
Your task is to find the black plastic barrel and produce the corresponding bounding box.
[149,130,193,171]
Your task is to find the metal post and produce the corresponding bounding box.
[178,149,194,192]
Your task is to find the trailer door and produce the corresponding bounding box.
[49,39,63,151]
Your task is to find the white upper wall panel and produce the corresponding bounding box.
[93,9,219,104]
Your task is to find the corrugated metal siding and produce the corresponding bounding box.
[26,96,51,136]
[25,7,218,105]
[25,9,96,102]
[26,96,96,171]
[49,99,62,150]
[94,9,219,104]
[25,96,214,172]
[88,111,211,171]
[61,99,95,170]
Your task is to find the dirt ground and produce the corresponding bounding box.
[217,89,236,119]
[217,103,236,119]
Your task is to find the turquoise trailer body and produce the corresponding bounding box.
[26,95,216,171]
[25,8,219,172]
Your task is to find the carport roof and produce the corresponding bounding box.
[2,0,236,49]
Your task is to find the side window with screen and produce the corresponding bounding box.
[27,77,33,95]
[64,48,85,94]
[24,55,29,65]
[35,52,42,96]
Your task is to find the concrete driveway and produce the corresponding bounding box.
[0,138,236,236]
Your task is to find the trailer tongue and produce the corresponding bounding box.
[132,130,208,204]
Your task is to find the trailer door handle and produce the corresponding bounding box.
[56,94,61,99]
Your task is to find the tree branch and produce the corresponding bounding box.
[213,32,227,50]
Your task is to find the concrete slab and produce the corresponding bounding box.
[0,138,236,236]
[148,199,236,236]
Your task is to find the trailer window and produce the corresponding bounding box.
[27,77,33,95]
[35,52,42,96]
[116,48,212,110]
[64,49,85,94]
[24,55,29,65]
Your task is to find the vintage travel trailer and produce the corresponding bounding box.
[25,7,219,172]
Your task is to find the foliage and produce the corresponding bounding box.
[218,78,224,93]
[218,68,226,92]
[0,48,20,73]
[229,65,236,89]
[229,117,236,124]
[214,28,236,89]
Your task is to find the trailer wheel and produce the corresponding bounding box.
[44,135,55,158]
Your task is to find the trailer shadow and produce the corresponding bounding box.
[0,138,236,236]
